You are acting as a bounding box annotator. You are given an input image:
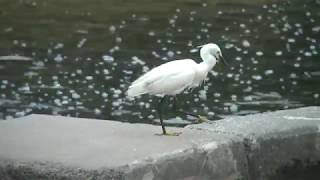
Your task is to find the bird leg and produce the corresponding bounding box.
[173,97,209,123]
[178,110,209,123]
[156,96,181,136]
[157,96,167,135]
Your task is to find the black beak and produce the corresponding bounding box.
[219,55,228,66]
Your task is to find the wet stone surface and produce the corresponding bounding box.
[0,107,319,179]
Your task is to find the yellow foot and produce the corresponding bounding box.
[197,115,209,123]
[155,132,182,136]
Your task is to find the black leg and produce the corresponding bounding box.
[173,97,208,123]
[172,96,195,118]
[172,96,178,111]
[178,110,199,119]
[157,96,167,135]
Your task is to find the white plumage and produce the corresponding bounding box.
[128,60,197,96]
[127,43,225,97]
[127,43,226,135]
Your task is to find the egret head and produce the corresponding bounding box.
[199,43,228,66]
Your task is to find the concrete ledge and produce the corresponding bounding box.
[0,107,320,179]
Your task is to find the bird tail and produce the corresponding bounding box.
[127,83,147,97]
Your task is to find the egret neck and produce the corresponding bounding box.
[192,48,218,87]
[199,47,217,71]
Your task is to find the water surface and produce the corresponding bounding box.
[0,0,319,124]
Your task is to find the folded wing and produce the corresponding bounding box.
[127,59,197,97]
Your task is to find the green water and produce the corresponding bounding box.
[0,0,319,123]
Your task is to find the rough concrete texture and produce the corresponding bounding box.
[0,107,319,180]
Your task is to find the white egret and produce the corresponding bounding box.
[127,43,227,135]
